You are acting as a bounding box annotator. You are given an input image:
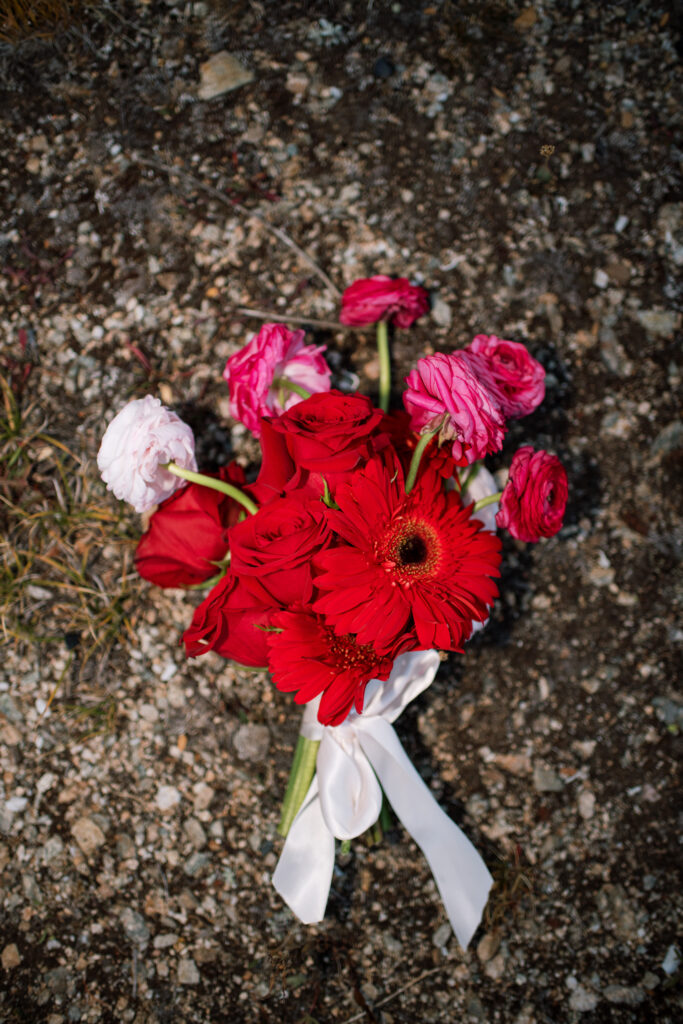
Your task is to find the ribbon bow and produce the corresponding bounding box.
[272,650,493,948]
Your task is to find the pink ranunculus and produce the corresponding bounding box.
[97,396,197,513]
[462,334,545,419]
[223,322,331,438]
[339,275,430,328]
[495,446,568,542]
[403,352,507,465]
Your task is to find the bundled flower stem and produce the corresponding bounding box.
[278,734,320,836]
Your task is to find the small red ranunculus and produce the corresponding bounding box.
[229,495,332,607]
[462,335,545,419]
[495,446,568,542]
[268,390,387,474]
[135,462,248,588]
[339,275,430,329]
[182,571,276,667]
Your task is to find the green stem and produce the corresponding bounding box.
[272,377,312,400]
[405,428,439,494]
[376,320,391,413]
[379,793,393,833]
[164,463,259,516]
[458,461,481,494]
[278,734,320,837]
[472,492,502,513]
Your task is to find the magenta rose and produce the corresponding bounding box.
[229,495,332,607]
[268,390,387,474]
[403,352,506,465]
[462,335,545,419]
[223,322,331,437]
[495,446,568,542]
[339,275,430,328]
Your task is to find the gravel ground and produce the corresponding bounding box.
[1,2,681,1022]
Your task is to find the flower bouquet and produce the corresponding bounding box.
[98,276,568,947]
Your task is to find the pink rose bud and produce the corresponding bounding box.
[97,396,197,513]
[496,446,568,542]
[403,352,507,465]
[462,335,545,419]
[339,275,430,328]
[223,322,331,438]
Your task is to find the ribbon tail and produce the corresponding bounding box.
[359,721,493,949]
[272,777,335,924]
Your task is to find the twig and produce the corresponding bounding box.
[131,946,138,1000]
[133,156,341,300]
[339,966,445,1024]
[234,307,349,331]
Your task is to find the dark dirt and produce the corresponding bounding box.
[0,1,681,1022]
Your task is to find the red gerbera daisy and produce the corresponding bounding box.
[313,452,502,654]
[266,609,398,726]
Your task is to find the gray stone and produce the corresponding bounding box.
[178,957,200,985]
[198,53,253,101]
[533,765,564,792]
[635,309,679,337]
[184,852,210,877]
[603,985,645,1005]
[156,785,181,812]
[432,922,451,948]
[233,723,270,762]
[119,907,150,948]
[71,817,106,857]
[568,985,599,1011]
[430,296,452,327]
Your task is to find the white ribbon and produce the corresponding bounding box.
[273,650,493,948]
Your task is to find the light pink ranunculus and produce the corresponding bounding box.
[403,352,506,465]
[97,396,197,513]
[462,334,545,419]
[495,446,568,542]
[339,275,430,328]
[223,322,331,437]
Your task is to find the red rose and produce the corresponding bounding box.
[268,390,387,474]
[339,275,430,328]
[135,463,248,588]
[495,446,568,542]
[229,495,332,606]
[182,571,276,667]
[249,417,297,506]
[462,335,545,419]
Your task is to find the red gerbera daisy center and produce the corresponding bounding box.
[378,517,442,582]
[326,628,381,672]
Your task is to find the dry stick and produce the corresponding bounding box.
[234,306,350,331]
[339,966,445,1024]
[133,156,341,300]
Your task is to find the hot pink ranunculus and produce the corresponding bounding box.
[339,275,430,328]
[495,446,568,542]
[97,396,197,513]
[223,322,331,437]
[403,352,507,465]
[462,334,545,419]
